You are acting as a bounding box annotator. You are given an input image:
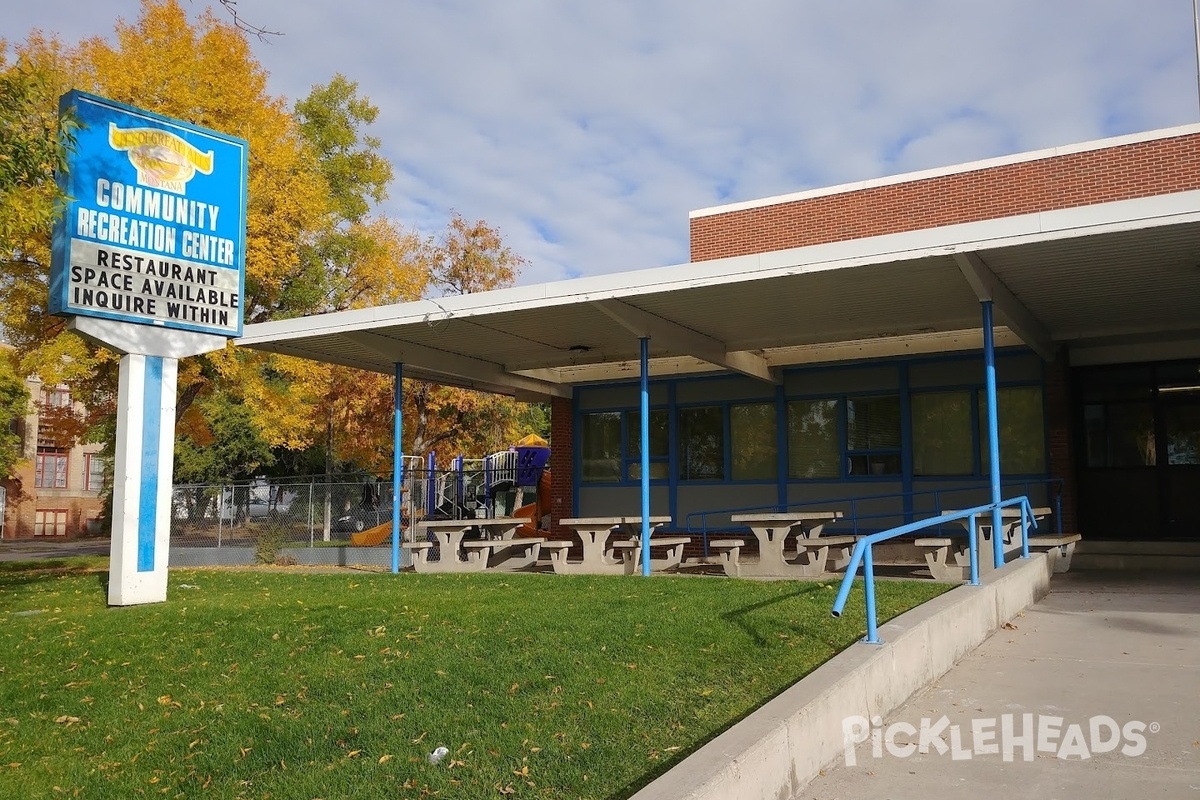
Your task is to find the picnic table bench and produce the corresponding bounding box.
[1027,533,1082,573]
[916,506,1053,580]
[611,535,692,574]
[403,517,540,573]
[552,516,672,575]
[718,511,846,577]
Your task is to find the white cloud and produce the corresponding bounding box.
[4,0,1197,287]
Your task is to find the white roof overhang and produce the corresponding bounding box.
[238,190,1200,399]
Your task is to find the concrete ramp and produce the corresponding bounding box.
[803,570,1200,798]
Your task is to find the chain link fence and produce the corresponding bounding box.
[167,459,529,567]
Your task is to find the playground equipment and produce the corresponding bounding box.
[421,435,551,529]
[347,435,553,547]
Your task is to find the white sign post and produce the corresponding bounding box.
[51,92,248,606]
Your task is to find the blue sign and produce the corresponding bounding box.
[50,91,248,337]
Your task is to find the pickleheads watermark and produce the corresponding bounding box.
[841,714,1155,766]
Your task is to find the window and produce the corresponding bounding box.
[34,509,68,537]
[41,388,71,409]
[678,406,724,480]
[85,454,108,492]
[1165,404,1200,466]
[979,386,1047,474]
[846,395,901,476]
[627,409,669,480]
[911,391,974,476]
[730,403,777,480]
[787,399,839,478]
[35,450,68,489]
[1084,403,1156,468]
[580,412,621,483]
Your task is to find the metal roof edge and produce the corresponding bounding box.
[239,189,1200,347]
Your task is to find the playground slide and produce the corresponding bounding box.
[350,521,393,547]
[513,470,552,536]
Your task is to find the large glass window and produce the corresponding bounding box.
[678,406,724,481]
[1084,403,1156,468]
[787,399,839,478]
[85,454,107,492]
[1165,404,1200,466]
[979,386,1047,474]
[846,395,901,476]
[35,450,68,489]
[34,509,68,537]
[580,412,621,483]
[731,403,777,480]
[911,391,974,476]
[627,409,670,480]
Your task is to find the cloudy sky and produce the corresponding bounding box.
[4,0,1199,286]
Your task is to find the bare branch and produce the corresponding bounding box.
[215,0,284,41]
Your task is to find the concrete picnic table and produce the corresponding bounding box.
[474,517,544,571]
[918,506,1052,580]
[549,516,673,575]
[718,511,847,578]
[402,517,540,573]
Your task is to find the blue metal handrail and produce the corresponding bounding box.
[830,496,1038,644]
[684,478,1062,555]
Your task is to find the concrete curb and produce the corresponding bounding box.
[629,554,1053,800]
[169,546,409,569]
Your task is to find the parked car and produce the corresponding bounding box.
[219,483,295,523]
[332,501,394,535]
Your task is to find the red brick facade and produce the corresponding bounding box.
[547,396,574,539]
[1043,348,1078,534]
[690,131,1200,262]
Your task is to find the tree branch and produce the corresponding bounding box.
[214,0,283,41]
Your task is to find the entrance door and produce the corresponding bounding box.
[1075,361,1200,541]
[1159,379,1200,538]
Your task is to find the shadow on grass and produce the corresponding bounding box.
[720,583,830,647]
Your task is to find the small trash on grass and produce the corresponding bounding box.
[427,746,449,765]
[12,610,45,617]
[178,584,200,590]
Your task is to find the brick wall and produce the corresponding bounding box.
[691,132,1200,262]
[1044,349,1078,534]
[548,396,574,539]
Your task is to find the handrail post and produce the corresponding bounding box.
[863,545,879,644]
[967,512,979,585]
[1021,497,1032,559]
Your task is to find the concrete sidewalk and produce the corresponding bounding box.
[800,570,1200,799]
[0,539,111,561]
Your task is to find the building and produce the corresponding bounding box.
[239,123,1200,546]
[1,371,106,539]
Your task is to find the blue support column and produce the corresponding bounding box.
[392,362,404,574]
[639,337,651,577]
[982,302,1004,569]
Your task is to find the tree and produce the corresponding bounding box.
[0,351,30,481]
[2,0,335,454]
[429,212,526,296]
[404,214,539,462]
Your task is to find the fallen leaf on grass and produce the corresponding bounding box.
[378,754,393,764]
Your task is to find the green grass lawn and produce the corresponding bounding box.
[0,561,949,799]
